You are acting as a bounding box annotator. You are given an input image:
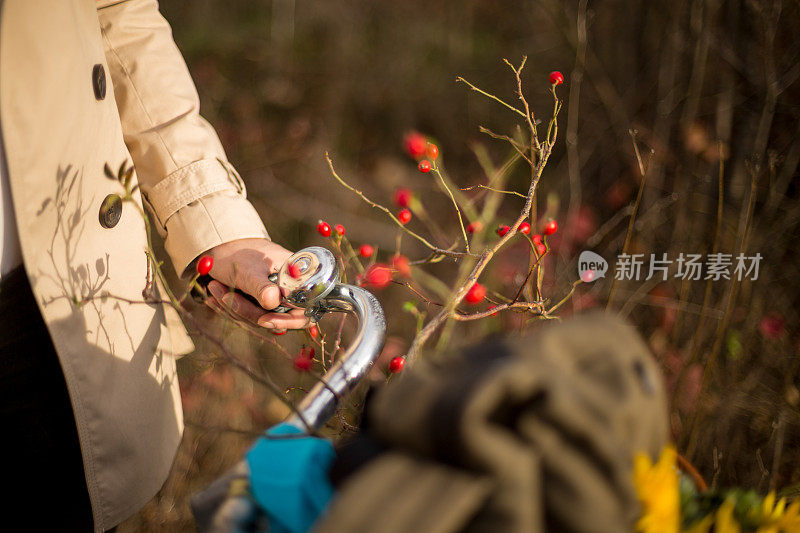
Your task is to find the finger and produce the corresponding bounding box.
[234,269,282,310]
[221,292,268,324]
[206,282,253,322]
[204,296,222,311]
[207,280,230,302]
[205,295,230,317]
[257,309,310,330]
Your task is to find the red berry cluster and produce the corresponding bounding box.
[404,132,439,174]
[317,220,347,238]
[491,217,558,256]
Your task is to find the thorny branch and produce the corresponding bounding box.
[325,58,581,366]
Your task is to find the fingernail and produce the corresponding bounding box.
[259,320,275,329]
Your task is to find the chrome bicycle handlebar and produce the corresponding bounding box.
[191,246,386,529]
[271,246,386,432]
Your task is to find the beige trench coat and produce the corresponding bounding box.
[0,0,269,529]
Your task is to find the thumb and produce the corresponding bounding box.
[251,279,282,310]
[235,269,282,310]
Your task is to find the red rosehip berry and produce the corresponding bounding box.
[518,221,531,235]
[309,324,319,339]
[496,224,511,237]
[397,208,412,225]
[300,346,315,359]
[464,282,486,304]
[488,304,498,317]
[426,143,439,161]
[293,354,312,372]
[393,188,413,208]
[391,254,411,278]
[536,242,547,256]
[334,224,345,236]
[196,255,213,276]
[759,314,785,339]
[363,263,393,290]
[404,132,427,159]
[287,261,302,279]
[389,356,405,373]
[532,234,542,244]
[271,329,287,336]
[317,220,331,237]
[467,221,483,234]
[543,219,558,236]
[418,159,432,173]
[359,244,374,258]
[549,71,564,85]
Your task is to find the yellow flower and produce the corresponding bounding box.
[756,492,800,533]
[634,445,680,533]
[715,498,741,533]
[776,500,800,532]
[684,515,713,533]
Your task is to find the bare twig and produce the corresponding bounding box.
[460,184,527,199]
[326,154,476,258]
[606,130,651,310]
[456,76,528,119]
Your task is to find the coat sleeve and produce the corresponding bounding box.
[96,0,269,276]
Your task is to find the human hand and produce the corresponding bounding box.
[201,238,310,332]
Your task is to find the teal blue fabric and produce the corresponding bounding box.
[246,423,335,533]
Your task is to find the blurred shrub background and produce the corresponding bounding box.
[121,0,800,529]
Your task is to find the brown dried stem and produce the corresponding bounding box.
[325,153,476,259]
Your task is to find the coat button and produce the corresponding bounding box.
[92,64,106,100]
[99,194,123,228]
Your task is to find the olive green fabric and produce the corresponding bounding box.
[316,314,669,533]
